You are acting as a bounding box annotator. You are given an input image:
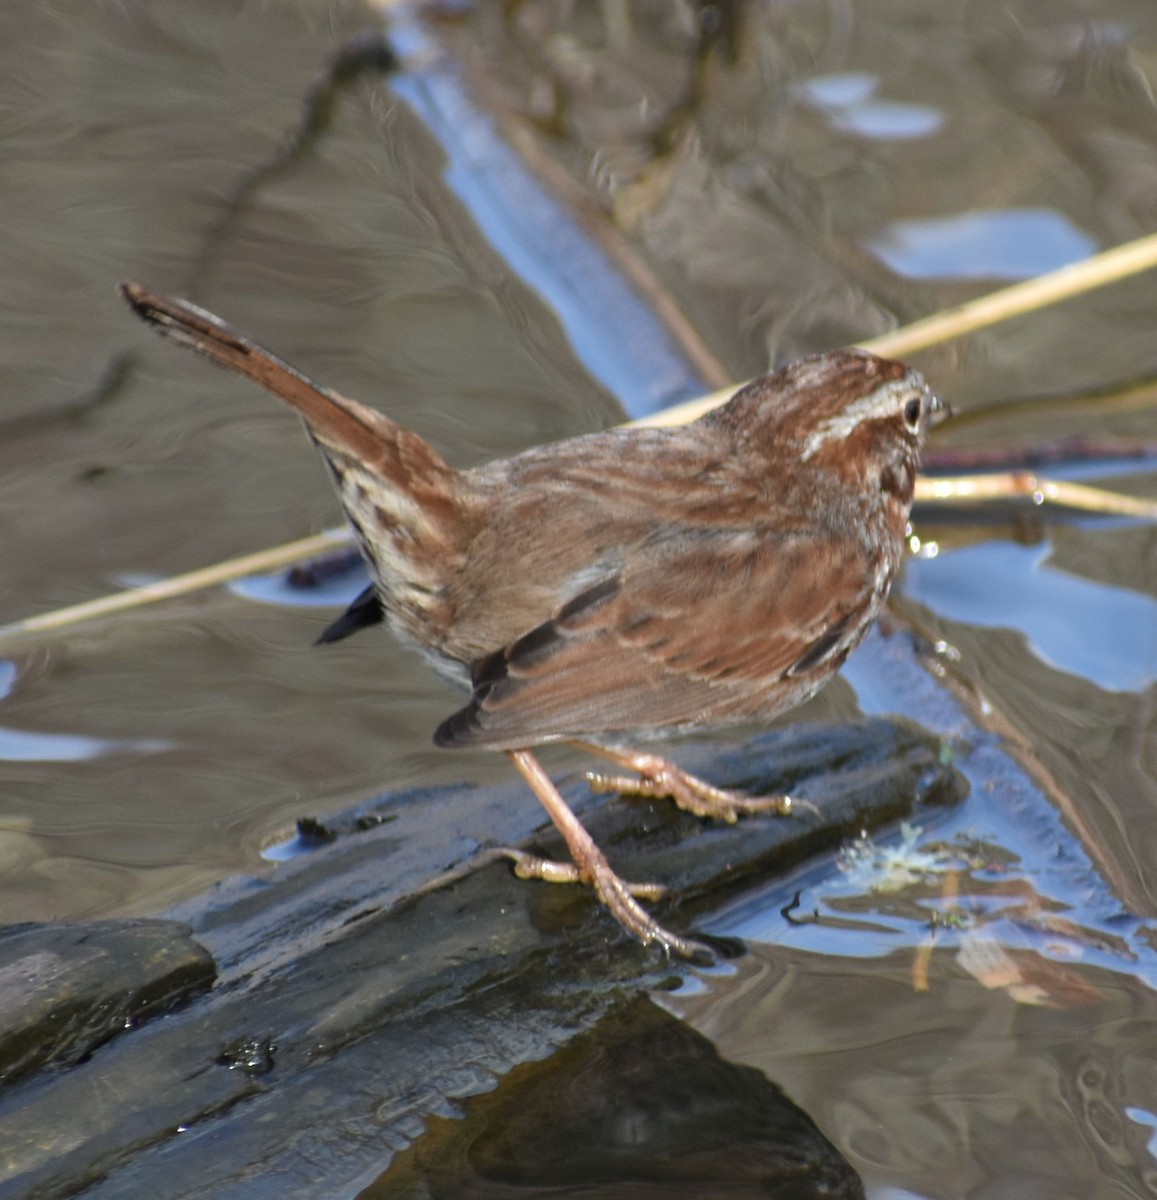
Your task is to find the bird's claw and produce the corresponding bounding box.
[586,756,796,823]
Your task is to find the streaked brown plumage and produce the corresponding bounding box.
[121,282,942,958]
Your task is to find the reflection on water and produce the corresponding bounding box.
[671,936,1157,1200]
[229,565,367,610]
[706,814,1152,984]
[794,72,946,141]
[362,995,866,1199]
[866,209,1097,280]
[0,659,172,760]
[388,10,711,418]
[0,727,170,763]
[908,539,1157,692]
[673,784,1157,1195]
[1127,1108,1157,1161]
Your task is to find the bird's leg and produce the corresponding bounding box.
[571,741,800,824]
[505,749,711,960]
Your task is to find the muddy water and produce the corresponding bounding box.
[1,1,1156,1197]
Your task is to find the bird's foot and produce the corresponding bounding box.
[504,749,714,962]
[580,746,801,823]
[500,848,709,960]
[586,857,714,962]
[499,848,666,900]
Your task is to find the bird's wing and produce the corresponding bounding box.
[434,527,882,750]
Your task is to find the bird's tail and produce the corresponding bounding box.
[121,283,455,496]
[121,282,465,638]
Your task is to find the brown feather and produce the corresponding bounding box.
[122,285,938,749]
[435,523,884,748]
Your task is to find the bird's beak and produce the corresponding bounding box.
[929,391,953,425]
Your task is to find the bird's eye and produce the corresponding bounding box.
[903,398,922,428]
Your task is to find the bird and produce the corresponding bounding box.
[121,281,943,958]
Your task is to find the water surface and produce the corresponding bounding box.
[1,1,1155,1196]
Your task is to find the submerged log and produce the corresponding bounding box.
[0,920,215,1089]
[0,713,962,1199]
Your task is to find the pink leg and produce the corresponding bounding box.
[506,749,710,960]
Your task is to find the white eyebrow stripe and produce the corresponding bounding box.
[799,376,922,460]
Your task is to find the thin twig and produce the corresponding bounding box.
[0,531,350,640]
[639,230,1157,429]
[917,473,1157,518]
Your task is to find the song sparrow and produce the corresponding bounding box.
[122,282,943,959]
